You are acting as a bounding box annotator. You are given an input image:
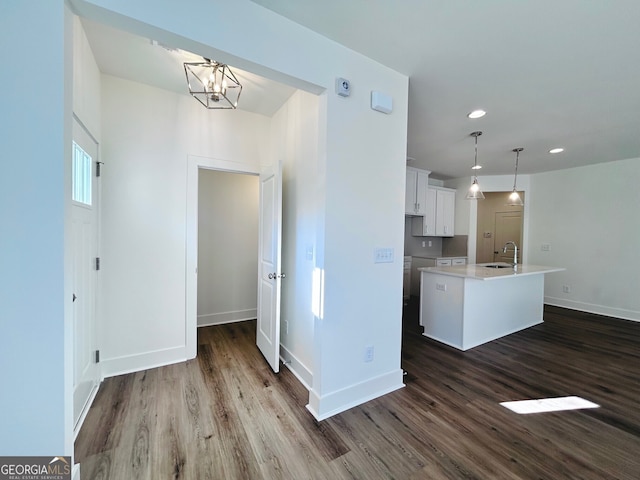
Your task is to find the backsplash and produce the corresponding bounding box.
[404,217,468,258]
[403,218,442,256]
[442,235,468,257]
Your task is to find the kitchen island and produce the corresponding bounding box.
[418,263,564,350]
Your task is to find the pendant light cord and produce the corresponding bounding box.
[474,135,478,172]
[513,150,519,190]
[512,148,523,191]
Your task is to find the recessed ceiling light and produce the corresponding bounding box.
[468,109,486,119]
[549,147,564,154]
[471,165,482,170]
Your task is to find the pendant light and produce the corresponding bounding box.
[507,148,524,206]
[466,131,485,200]
[183,58,242,109]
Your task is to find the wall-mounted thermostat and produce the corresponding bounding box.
[335,77,351,97]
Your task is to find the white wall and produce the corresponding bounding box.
[73,16,101,140]
[99,75,271,376]
[197,170,259,326]
[275,90,321,388]
[529,158,640,321]
[316,67,408,417]
[0,0,72,456]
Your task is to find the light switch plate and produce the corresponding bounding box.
[374,247,394,263]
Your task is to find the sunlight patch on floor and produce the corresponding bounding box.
[500,396,599,414]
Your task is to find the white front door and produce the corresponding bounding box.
[72,118,100,429]
[256,163,283,373]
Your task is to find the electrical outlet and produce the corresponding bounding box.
[422,241,426,247]
[541,243,551,251]
[364,346,374,363]
[428,240,433,247]
[563,285,571,293]
[436,282,447,292]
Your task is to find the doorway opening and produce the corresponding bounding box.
[185,156,283,373]
[197,169,259,328]
[475,191,524,264]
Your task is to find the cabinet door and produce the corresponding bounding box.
[435,189,455,236]
[415,170,430,215]
[410,188,436,236]
[422,188,437,235]
[405,168,418,214]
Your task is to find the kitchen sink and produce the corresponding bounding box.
[481,263,514,269]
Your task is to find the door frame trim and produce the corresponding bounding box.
[185,155,261,359]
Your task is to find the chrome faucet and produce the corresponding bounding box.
[503,241,518,267]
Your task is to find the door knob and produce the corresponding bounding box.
[268,273,275,279]
[278,273,286,279]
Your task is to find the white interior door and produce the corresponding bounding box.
[72,118,100,429]
[257,163,283,373]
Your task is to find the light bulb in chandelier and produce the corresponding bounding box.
[184,58,242,109]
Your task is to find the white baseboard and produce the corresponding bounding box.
[279,345,312,390]
[197,309,257,327]
[306,369,405,421]
[100,345,187,379]
[545,297,640,323]
[73,382,101,440]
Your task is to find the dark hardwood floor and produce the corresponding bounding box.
[76,303,640,479]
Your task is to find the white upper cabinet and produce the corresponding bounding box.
[435,188,455,236]
[422,188,437,235]
[411,186,456,237]
[405,167,430,216]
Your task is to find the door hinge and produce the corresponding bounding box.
[95,257,101,271]
[96,161,103,177]
[95,350,100,363]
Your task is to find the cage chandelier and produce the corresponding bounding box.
[183,58,242,109]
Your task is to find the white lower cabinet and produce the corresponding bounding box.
[410,256,467,297]
[403,257,411,302]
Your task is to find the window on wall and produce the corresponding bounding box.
[72,141,92,205]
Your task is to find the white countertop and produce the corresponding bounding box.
[418,263,565,281]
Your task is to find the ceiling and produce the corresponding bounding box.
[81,18,297,118]
[252,0,640,179]
[82,2,640,179]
